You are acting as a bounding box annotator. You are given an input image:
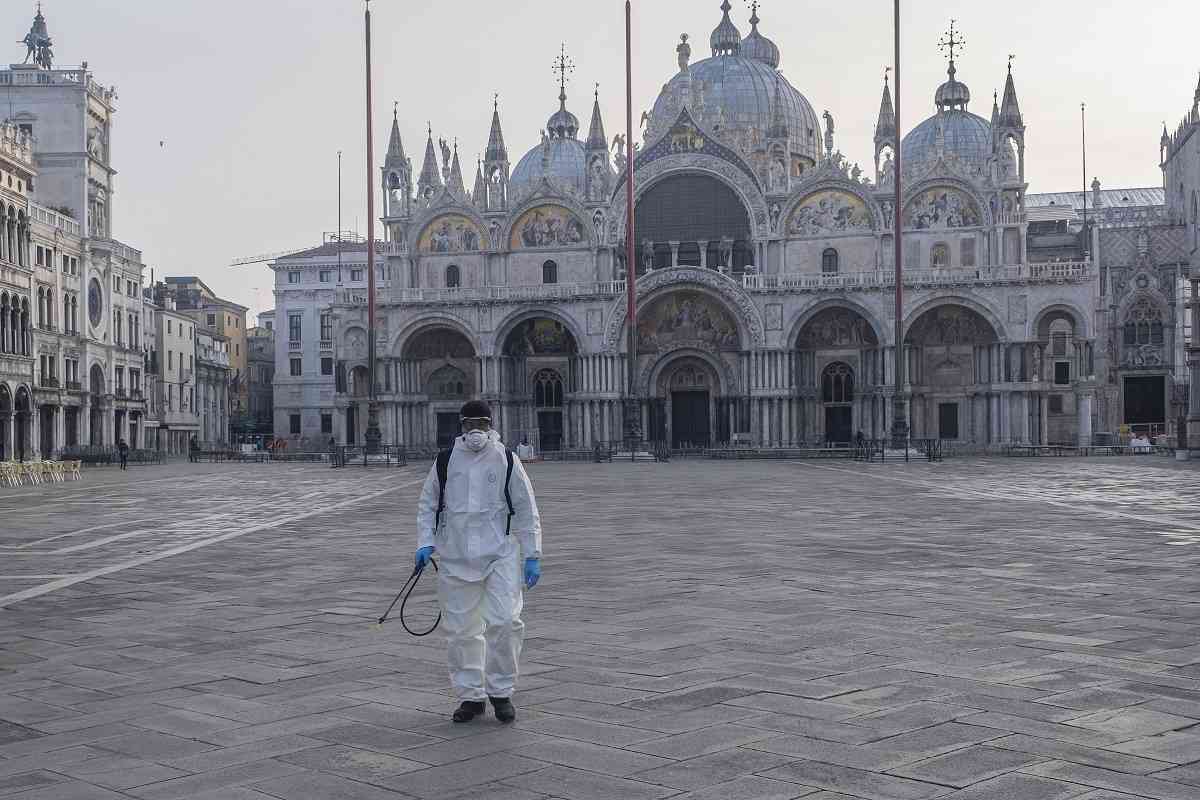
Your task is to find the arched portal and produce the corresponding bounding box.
[635,174,753,272]
[14,386,31,462]
[398,325,479,448]
[796,306,881,442]
[650,356,723,448]
[904,304,999,442]
[0,384,10,460]
[501,318,578,451]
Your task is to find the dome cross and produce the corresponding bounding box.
[938,19,965,66]
[552,43,575,103]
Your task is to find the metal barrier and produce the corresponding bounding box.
[853,439,944,463]
[330,445,408,468]
[57,446,165,466]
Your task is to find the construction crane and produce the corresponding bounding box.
[228,247,309,268]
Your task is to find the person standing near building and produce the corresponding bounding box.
[415,400,542,724]
[117,438,129,470]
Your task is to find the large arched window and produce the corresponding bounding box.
[634,174,753,272]
[445,264,460,289]
[821,248,839,274]
[822,362,854,404]
[542,260,558,285]
[533,369,564,408]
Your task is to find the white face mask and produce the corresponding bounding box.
[465,429,489,452]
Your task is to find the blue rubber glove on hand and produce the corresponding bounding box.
[524,558,541,590]
[415,546,435,571]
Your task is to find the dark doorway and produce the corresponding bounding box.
[40,406,54,457]
[90,407,103,445]
[825,406,852,444]
[65,408,78,447]
[538,410,564,452]
[436,412,460,449]
[346,406,358,444]
[938,403,959,440]
[671,391,710,447]
[1124,376,1165,425]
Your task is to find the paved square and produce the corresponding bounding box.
[2,457,1200,799]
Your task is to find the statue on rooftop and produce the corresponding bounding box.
[19,5,54,70]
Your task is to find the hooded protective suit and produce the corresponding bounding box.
[416,430,541,701]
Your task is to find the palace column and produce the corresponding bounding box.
[1078,391,1093,447]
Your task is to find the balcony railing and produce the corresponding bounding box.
[39,376,60,389]
[288,339,303,352]
[997,212,1028,225]
[65,380,82,392]
[319,339,334,350]
[742,261,1092,292]
[115,387,127,399]
[365,281,628,306]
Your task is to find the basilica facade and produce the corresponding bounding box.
[295,3,1190,452]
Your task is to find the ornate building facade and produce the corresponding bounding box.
[290,4,1191,451]
[3,7,153,457]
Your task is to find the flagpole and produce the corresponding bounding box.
[364,0,382,450]
[623,0,641,447]
[891,0,908,448]
[1081,103,1089,258]
[337,150,343,283]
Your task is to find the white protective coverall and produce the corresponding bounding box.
[416,430,542,701]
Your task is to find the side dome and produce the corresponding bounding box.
[510,138,587,196]
[901,110,992,176]
[652,55,821,165]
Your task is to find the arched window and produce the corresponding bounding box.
[821,248,839,274]
[542,260,558,285]
[931,243,949,268]
[821,362,854,404]
[445,264,460,289]
[533,369,564,408]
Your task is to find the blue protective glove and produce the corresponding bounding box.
[524,557,541,590]
[415,546,435,571]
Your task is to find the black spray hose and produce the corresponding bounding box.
[376,558,441,636]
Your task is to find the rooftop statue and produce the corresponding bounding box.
[18,5,53,70]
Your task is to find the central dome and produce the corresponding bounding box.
[902,110,992,176]
[652,55,821,165]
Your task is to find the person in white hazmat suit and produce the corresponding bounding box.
[415,400,542,724]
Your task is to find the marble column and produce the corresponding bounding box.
[1078,392,1093,447]
[669,241,680,268]
[698,242,708,269]
[1040,393,1050,445]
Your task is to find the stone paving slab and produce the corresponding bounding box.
[0,458,1199,798]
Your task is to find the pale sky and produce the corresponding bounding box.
[7,1,1199,323]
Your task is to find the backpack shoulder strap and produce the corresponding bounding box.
[504,448,515,536]
[434,448,452,531]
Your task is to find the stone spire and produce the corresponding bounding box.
[472,157,487,207]
[1194,71,1200,112]
[998,57,1024,130]
[385,106,406,168]
[586,85,608,150]
[417,124,443,200]
[485,95,508,163]
[447,140,468,199]
[710,0,741,57]
[991,90,1000,126]
[875,71,896,143]
[767,77,789,141]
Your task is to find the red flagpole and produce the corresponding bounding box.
[364,1,382,449]
[624,0,640,442]
[891,0,907,446]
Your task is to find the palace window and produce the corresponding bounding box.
[288,312,302,343]
[445,264,461,288]
[321,413,333,434]
[821,248,838,274]
[290,414,301,435]
[350,268,364,282]
[290,357,302,376]
[542,260,558,284]
[321,357,333,376]
[287,271,301,284]
[320,312,333,342]
[319,270,332,283]
[931,243,950,268]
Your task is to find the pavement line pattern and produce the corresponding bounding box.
[0,478,422,609]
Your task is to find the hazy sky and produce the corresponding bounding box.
[6,1,1199,322]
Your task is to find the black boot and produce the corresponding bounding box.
[489,695,516,724]
[451,700,486,723]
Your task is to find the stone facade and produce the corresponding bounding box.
[275,8,1193,452]
[2,10,154,458]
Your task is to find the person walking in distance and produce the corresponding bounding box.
[415,400,542,724]
[117,438,129,470]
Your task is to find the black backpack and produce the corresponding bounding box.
[434,447,515,535]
